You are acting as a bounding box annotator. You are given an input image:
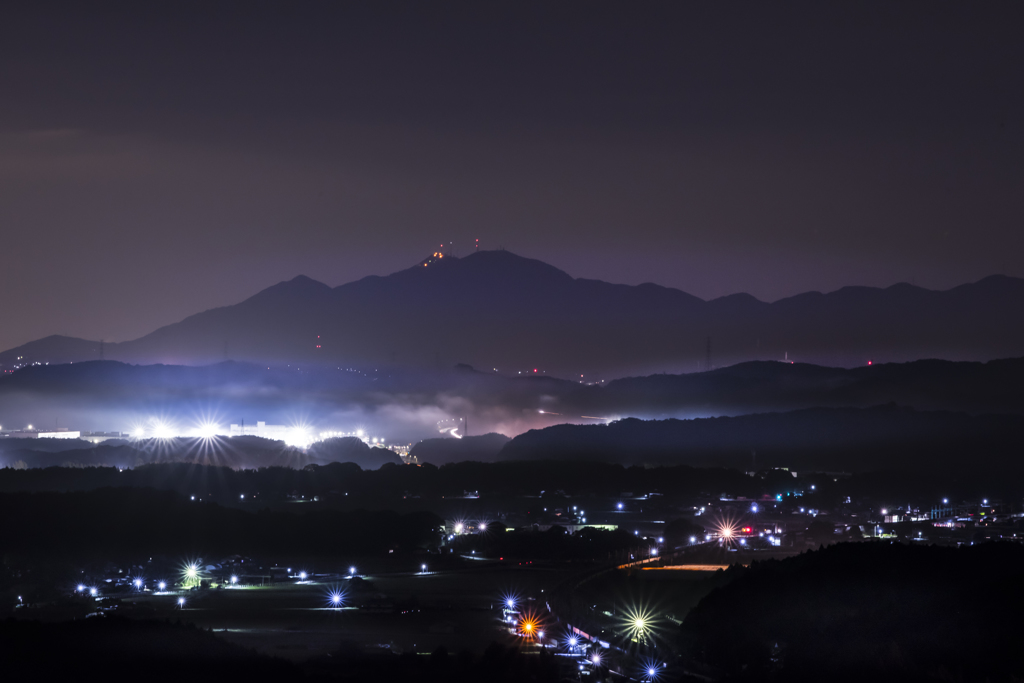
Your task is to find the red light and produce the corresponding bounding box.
[868,360,873,365]
[742,527,752,533]
[534,369,537,373]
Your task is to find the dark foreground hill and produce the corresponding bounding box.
[1,617,298,681]
[410,433,511,466]
[681,542,1024,682]
[498,406,1024,471]
[3,250,1023,377]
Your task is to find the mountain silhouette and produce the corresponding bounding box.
[2,251,1022,377]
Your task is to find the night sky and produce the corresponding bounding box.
[2,2,1021,352]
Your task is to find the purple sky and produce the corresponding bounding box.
[1,2,1022,351]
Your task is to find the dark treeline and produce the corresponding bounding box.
[0,460,757,500]
[0,488,441,561]
[681,542,1024,682]
[499,406,1024,470]
[0,435,402,471]
[449,524,647,562]
[4,460,1024,507]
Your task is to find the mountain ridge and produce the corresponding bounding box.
[2,251,1022,377]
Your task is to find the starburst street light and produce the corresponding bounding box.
[641,659,664,681]
[181,561,202,589]
[326,586,347,609]
[622,605,656,644]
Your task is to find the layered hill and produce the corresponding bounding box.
[1,356,1022,442]
[2,251,1023,378]
[497,408,1024,472]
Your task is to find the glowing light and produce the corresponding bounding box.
[751,503,758,513]
[517,612,544,638]
[194,421,221,439]
[133,578,142,589]
[617,502,624,510]
[298,571,307,581]
[349,566,356,575]
[623,605,656,642]
[181,561,202,589]
[178,597,185,607]
[326,587,347,608]
[592,653,602,666]
[151,420,173,439]
[158,581,166,591]
[89,588,97,596]
[454,523,464,534]
[478,522,487,532]
[230,575,238,584]
[77,584,85,592]
[421,564,427,572]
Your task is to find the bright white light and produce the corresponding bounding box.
[158,581,166,591]
[133,578,142,588]
[151,421,173,439]
[178,597,185,607]
[617,502,623,510]
[689,536,696,544]
[751,504,758,513]
[298,571,307,580]
[77,584,85,592]
[454,523,464,533]
[230,575,238,584]
[421,564,427,572]
[478,522,487,531]
[89,588,97,596]
[568,637,578,647]
[195,421,220,439]
[133,427,146,438]
[943,498,949,504]
[349,566,356,575]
